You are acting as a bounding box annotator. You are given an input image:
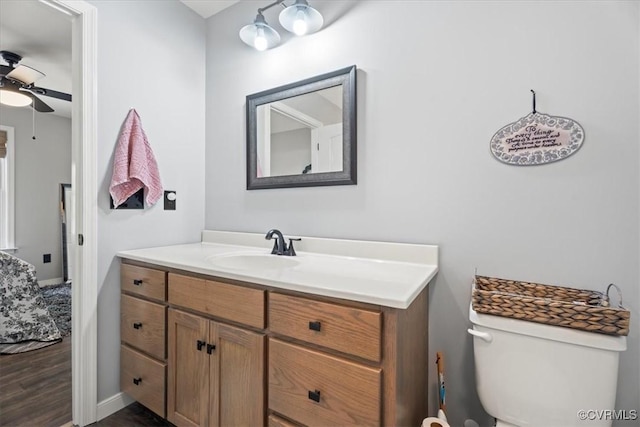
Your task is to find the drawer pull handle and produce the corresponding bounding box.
[133,322,142,329]
[133,279,143,286]
[197,340,206,351]
[206,343,216,354]
[308,390,321,403]
[133,377,142,386]
[308,321,321,331]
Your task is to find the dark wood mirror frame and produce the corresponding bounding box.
[246,65,357,190]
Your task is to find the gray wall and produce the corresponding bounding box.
[205,1,639,426]
[271,128,312,176]
[0,106,71,281]
[88,0,206,402]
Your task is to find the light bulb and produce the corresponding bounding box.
[254,27,268,51]
[292,10,308,35]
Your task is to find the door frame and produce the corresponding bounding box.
[52,1,98,425]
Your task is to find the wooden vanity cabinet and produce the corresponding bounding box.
[120,261,429,427]
[167,273,265,427]
[119,263,168,418]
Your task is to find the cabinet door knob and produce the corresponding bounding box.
[133,322,142,329]
[206,343,216,354]
[308,321,321,331]
[197,340,206,351]
[133,279,143,286]
[308,390,321,402]
[133,377,142,386]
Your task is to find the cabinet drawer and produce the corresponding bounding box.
[268,414,300,427]
[168,273,265,329]
[121,264,166,302]
[121,345,166,418]
[121,294,166,359]
[269,293,382,362]
[269,339,381,427]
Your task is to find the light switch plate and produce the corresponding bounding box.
[164,191,176,210]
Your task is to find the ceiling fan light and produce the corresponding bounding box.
[0,89,32,107]
[279,0,323,36]
[239,13,281,51]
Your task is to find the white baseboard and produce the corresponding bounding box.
[96,392,135,421]
[39,277,64,287]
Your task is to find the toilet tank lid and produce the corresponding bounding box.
[469,305,627,352]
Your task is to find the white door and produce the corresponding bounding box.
[311,123,342,173]
[64,184,74,283]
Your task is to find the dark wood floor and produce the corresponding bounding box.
[0,336,72,427]
[95,403,172,427]
[0,336,170,427]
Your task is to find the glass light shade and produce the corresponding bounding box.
[279,0,323,36]
[239,13,281,51]
[0,89,32,107]
[6,65,45,85]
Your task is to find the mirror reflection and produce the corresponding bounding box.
[257,86,343,178]
[246,65,356,190]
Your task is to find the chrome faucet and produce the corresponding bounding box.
[265,229,300,256]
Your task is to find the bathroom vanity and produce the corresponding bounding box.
[117,231,438,427]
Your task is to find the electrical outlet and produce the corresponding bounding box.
[43,254,51,263]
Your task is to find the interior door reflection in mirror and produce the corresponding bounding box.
[256,86,343,178]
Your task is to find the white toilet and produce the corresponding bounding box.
[469,304,627,427]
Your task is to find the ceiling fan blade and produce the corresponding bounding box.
[0,64,13,77]
[30,93,54,113]
[6,64,45,85]
[25,85,72,102]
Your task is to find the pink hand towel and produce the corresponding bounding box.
[109,109,163,208]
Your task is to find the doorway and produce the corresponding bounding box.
[0,0,97,425]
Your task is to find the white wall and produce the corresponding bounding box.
[88,0,206,402]
[205,1,639,425]
[0,106,71,281]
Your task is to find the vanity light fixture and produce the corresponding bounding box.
[279,0,323,36]
[239,11,281,51]
[239,0,323,51]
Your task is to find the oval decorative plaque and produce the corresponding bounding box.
[490,112,584,166]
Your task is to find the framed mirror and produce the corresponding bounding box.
[246,65,356,190]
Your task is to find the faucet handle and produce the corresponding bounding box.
[286,238,301,256]
[270,240,280,255]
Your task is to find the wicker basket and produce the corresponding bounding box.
[472,275,630,336]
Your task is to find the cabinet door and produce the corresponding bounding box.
[209,322,265,427]
[168,309,209,427]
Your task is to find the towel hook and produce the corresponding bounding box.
[530,89,536,114]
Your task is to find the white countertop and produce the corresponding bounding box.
[117,230,439,309]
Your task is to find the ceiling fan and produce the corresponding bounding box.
[0,50,72,113]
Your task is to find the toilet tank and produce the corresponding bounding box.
[469,305,627,427]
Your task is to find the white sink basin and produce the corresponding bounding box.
[206,253,299,271]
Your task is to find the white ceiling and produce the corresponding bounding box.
[179,0,240,19]
[0,0,240,119]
